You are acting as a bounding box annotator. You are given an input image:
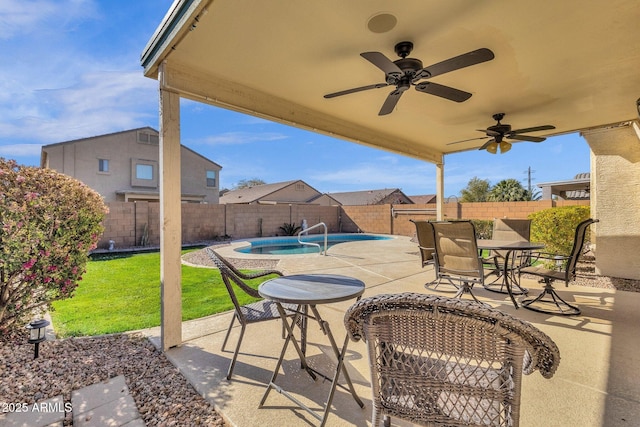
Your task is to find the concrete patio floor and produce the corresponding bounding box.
[141,236,640,427]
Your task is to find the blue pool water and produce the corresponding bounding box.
[234,233,392,255]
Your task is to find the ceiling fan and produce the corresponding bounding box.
[324,41,495,116]
[448,113,556,154]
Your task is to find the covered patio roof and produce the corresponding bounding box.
[140,1,640,350]
[141,0,640,162]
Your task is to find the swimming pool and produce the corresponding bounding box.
[234,233,393,255]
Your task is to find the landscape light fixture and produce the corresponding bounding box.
[26,319,50,359]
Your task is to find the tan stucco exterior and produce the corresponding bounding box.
[582,121,640,280]
[41,127,222,204]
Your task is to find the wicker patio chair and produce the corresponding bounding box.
[205,248,295,379]
[344,293,560,427]
[483,218,532,291]
[432,221,485,301]
[519,218,598,315]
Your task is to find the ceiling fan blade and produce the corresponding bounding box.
[508,134,546,143]
[415,81,471,102]
[484,129,501,137]
[361,52,403,77]
[324,83,389,98]
[479,138,497,150]
[510,125,556,134]
[447,136,489,145]
[415,48,495,80]
[379,87,407,115]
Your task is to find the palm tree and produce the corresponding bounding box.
[488,179,529,201]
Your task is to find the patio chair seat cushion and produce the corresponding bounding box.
[520,265,566,282]
[239,300,297,322]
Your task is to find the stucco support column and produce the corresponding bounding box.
[436,157,444,221]
[581,121,640,280]
[159,62,182,350]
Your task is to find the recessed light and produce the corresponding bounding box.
[367,13,397,34]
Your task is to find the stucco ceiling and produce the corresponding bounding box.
[141,0,640,164]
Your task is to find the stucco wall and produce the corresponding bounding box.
[583,122,640,280]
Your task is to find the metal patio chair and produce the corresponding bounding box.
[483,218,532,292]
[344,292,560,427]
[519,218,598,315]
[205,248,295,379]
[432,221,485,301]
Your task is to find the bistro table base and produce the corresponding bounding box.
[257,274,366,427]
[259,304,364,426]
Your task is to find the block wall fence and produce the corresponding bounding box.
[97,200,589,250]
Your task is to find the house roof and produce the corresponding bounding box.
[141,1,640,164]
[409,194,437,204]
[41,127,222,170]
[218,179,320,204]
[327,188,411,206]
[537,173,590,199]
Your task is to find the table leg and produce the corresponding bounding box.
[308,305,364,427]
[259,304,316,408]
[260,303,364,426]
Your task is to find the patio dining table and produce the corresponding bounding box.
[258,273,365,427]
[477,240,545,308]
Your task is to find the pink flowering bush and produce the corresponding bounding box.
[0,158,108,333]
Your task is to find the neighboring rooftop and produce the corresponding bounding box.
[327,188,413,205]
[537,173,590,200]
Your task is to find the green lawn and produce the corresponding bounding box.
[50,250,277,337]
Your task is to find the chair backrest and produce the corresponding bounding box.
[344,293,560,427]
[566,218,598,280]
[410,220,435,266]
[205,248,262,314]
[432,221,483,279]
[491,218,531,259]
[492,218,531,241]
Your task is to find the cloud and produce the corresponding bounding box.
[196,132,289,146]
[309,158,435,193]
[0,143,42,158]
[0,0,98,40]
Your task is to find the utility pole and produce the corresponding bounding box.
[524,167,535,193]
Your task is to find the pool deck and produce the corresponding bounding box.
[140,235,640,427]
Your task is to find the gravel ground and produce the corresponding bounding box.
[0,332,226,426]
[3,246,636,427]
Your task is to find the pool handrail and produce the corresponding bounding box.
[297,222,328,255]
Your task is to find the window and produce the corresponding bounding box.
[206,170,217,188]
[130,159,158,188]
[136,164,154,180]
[137,130,159,145]
[98,159,109,173]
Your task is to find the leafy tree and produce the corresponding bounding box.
[459,177,491,202]
[0,158,108,334]
[488,179,529,201]
[234,178,265,189]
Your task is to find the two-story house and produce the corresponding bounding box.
[40,127,222,203]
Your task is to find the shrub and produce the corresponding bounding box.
[0,158,108,334]
[470,219,493,239]
[528,205,591,255]
[279,222,302,236]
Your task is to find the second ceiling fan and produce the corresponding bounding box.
[448,113,556,154]
[324,41,495,116]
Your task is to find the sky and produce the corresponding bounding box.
[0,0,591,198]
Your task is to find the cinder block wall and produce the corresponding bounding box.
[97,200,590,250]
